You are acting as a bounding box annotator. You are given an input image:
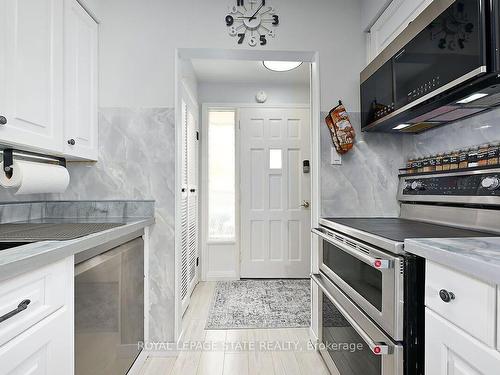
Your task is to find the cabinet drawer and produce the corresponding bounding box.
[0,307,73,375]
[425,261,496,347]
[0,258,72,346]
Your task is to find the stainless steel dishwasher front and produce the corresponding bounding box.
[75,237,144,375]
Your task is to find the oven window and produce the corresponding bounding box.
[323,241,383,310]
[322,294,381,374]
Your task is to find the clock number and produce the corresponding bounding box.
[237,33,245,44]
[272,15,279,25]
[237,0,244,6]
[225,15,234,26]
[249,36,257,47]
[260,35,267,45]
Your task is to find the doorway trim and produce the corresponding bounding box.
[200,103,311,282]
[174,48,321,343]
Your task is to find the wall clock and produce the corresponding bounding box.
[225,0,279,47]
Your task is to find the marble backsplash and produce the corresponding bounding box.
[0,108,175,343]
[404,107,500,159]
[0,200,154,224]
[320,112,409,218]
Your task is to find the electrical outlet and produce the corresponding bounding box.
[331,147,342,165]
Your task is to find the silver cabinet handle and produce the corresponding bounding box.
[311,228,392,270]
[311,274,390,355]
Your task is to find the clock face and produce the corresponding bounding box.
[226,0,279,47]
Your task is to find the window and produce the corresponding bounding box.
[269,149,282,169]
[208,110,236,241]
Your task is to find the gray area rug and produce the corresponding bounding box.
[206,279,311,329]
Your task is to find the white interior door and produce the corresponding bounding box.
[240,107,311,278]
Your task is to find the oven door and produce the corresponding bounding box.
[312,273,403,375]
[312,227,404,341]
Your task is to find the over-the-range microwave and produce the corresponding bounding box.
[360,0,500,133]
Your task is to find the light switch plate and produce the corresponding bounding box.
[331,147,342,165]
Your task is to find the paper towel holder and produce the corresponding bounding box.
[2,148,67,179]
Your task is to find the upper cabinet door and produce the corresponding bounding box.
[0,0,64,153]
[63,0,98,160]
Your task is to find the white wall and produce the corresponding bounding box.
[94,0,364,111]
[198,82,309,104]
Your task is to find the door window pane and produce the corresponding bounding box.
[208,111,235,241]
[269,149,282,169]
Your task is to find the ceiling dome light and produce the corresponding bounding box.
[263,61,303,72]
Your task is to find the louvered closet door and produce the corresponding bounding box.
[180,97,199,316]
[187,108,199,298]
[180,100,190,314]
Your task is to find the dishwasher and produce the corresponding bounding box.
[75,237,144,375]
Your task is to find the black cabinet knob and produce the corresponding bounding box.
[67,139,76,145]
[439,289,455,303]
[0,116,7,125]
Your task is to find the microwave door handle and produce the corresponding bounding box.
[311,228,392,270]
[311,274,391,356]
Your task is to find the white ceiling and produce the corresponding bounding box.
[190,59,310,85]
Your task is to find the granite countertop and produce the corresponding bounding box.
[0,217,154,283]
[405,237,500,285]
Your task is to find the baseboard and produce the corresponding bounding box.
[205,271,239,281]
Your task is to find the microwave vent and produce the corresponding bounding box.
[430,107,486,122]
[464,91,500,107]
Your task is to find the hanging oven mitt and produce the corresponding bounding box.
[325,101,355,155]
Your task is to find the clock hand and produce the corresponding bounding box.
[249,1,264,21]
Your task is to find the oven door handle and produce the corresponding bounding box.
[311,228,392,270]
[311,273,392,356]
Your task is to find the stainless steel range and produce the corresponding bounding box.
[311,167,500,375]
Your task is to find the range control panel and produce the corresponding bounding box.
[399,170,500,204]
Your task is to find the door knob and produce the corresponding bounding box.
[67,139,76,145]
[300,200,310,208]
[0,116,7,125]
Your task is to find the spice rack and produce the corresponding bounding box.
[400,142,500,177]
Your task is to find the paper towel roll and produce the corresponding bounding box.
[0,160,70,195]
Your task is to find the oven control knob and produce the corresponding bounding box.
[481,176,500,190]
[411,181,425,190]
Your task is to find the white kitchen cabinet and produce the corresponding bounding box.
[426,308,500,375]
[367,0,433,63]
[425,261,497,346]
[0,0,64,153]
[63,0,98,160]
[0,308,73,375]
[0,257,74,375]
[0,0,98,161]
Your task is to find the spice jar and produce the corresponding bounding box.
[442,152,451,171]
[413,158,423,174]
[449,150,460,170]
[422,155,436,172]
[468,147,479,168]
[406,158,415,174]
[434,153,444,171]
[458,149,469,169]
[487,143,499,166]
[477,144,490,166]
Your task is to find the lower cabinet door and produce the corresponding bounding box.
[425,308,500,375]
[0,308,73,375]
